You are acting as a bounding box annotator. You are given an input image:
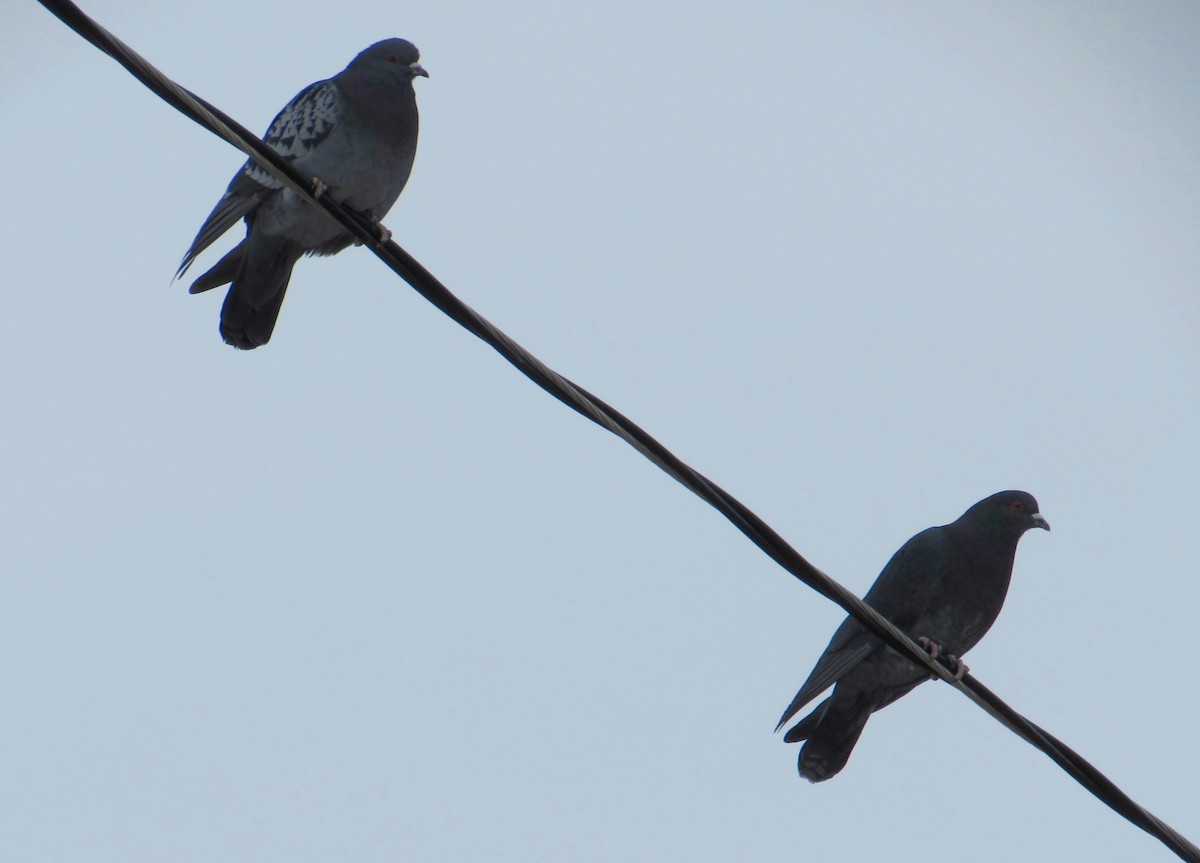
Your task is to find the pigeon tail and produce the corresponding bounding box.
[797,697,871,783]
[219,241,301,349]
[781,697,830,744]
[189,241,246,294]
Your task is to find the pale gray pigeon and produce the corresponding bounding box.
[776,490,1049,782]
[177,38,427,349]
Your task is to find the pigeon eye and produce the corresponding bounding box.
[1010,501,1023,512]
[386,55,399,63]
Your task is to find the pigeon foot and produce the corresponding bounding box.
[917,636,941,659]
[946,654,969,680]
[917,637,968,679]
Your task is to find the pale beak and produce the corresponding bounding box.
[1031,512,1050,531]
[409,62,429,78]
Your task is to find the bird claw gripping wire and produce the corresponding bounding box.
[350,218,392,247]
[918,636,969,680]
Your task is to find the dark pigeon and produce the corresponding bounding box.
[177,39,427,349]
[776,490,1049,782]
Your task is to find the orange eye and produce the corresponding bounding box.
[386,55,399,63]
[1010,501,1023,511]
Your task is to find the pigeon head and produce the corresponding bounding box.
[348,38,429,81]
[959,490,1050,538]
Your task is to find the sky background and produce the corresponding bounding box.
[3,1,1199,861]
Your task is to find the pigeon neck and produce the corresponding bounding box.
[948,523,1020,581]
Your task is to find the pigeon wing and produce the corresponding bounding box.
[775,618,877,731]
[176,80,343,278]
[775,529,947,732]
[176,173,266,279]
[243,80,342,189]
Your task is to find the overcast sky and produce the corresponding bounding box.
[4,2,1199,861]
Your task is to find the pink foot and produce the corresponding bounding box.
[946,655,969,680]
[918,637,969,680]
[917,636,941,660]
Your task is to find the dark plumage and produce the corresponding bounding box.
[776,490,1049,782]
[177,39,427,349]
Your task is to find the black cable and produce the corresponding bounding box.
[35,2,1198,860]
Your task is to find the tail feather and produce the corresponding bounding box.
[188,242,246,294]
[796,695,872,783]
[219,239,301,350]
[781,697,830,743]
[220,284,290,349]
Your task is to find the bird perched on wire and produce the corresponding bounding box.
[176,38,427,349]
[776,490,1049,782]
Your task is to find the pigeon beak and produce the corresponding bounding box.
[1031,512,1050,532]
[409,62,429,79]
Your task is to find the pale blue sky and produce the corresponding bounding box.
[3,2,1199,861]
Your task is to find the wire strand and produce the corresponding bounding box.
[35,2,1198,860]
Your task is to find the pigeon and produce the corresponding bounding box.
[776,490,1049,782]
[176,38,427,349]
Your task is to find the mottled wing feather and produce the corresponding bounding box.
[244,80,342,189]
[177,81,343,278]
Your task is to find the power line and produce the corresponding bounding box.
[35,2,1199,860]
